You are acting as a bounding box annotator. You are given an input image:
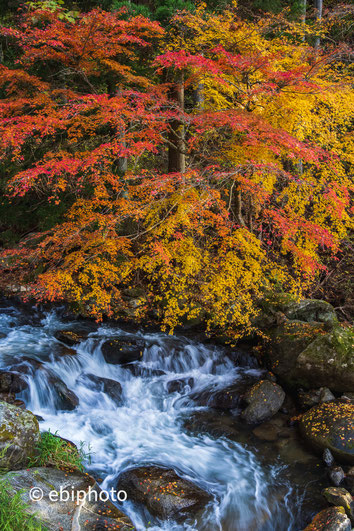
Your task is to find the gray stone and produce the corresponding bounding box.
[77,373,123,405]
[0,401,39,471]
[322,487,354,520]
[323,448,335,467]
[0,370,28,394]
[329,466,345,487]
[117,466,212,521]
[101,337,145,365]
[319,388,336,403]
[299,401,354,464]
[241,380,285,424]
[304,507,351,530]
[2,467,134,530]
[267,323,354,393]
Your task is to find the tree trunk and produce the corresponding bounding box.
[301,0,307,42]
[315,0,323,50]
[168,76,185,174]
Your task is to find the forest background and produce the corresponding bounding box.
[0,0,352,339]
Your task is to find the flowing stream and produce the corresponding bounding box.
[0,300,327,530]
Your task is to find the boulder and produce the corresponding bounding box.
[299,401,354,464]
[323,449,335,468]
[1,467,134,531]
[280,299,338,326]
[48,374,79,411]
[267,323,354,393]
[77,373,123,405]
[125,364,165,378]
[0,393,25,408]
[241,380,285,424]
[52,345,78,360]
[0,401,40,471]
[117,466,212,521]
[0,370,28,394]
[166,378,194,394]
[256,295,338,330]
[345,467,354,496]
[304,507,351,531]
[329,466,345,487]
[322,487,354,520]
[320,388,336,403]
[101,337,145,365]
[298,388,322,410]
[297,388,336,411]
[54,329,88,346]
[295,326,354,393]
[189,374,258,409]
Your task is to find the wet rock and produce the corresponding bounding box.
[189,375,257,409]
[166,377,194,394]
[295,326,354,393]
[344,467,354,495]
[322,487,354,520]
[53,345,78,359]
[323,449,335,468]
[299,401,354,464]
[101,337,145,365]
[298,388,322,410]
[0,401,40,471]
[0,370,28,394]
[298,388,335,410]
[267,323,354,393]
[9,357,43,375]
[329,466,345,487]
[117,465,212,521]
[280,299,338,326]
[320,388,336,403]
[264,371,277,383]
[304,506,351,531]
[125,363,165,378]
[256,296,338,330]
[48,375,79,410]
[341,393,354,404]
[77,373,123,405]
[183,410,241,440]
[241,380,285,424]
[2,467,134,531]
[54,329,88,346]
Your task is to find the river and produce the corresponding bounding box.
[0,299,327,530]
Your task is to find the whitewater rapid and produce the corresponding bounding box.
[0,301,306,530]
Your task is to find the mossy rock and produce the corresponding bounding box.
[0,401,40,471]
[299,401,354,465]
[2,467,134,530]
[295,326,354,393]
[304,506,351,531]
[322,487,354,520]
[256,295,338,330]
[266,324,354,393]
[266,321,326,387]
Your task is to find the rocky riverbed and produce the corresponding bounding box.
[0,296,353,530]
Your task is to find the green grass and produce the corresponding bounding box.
[0,480,47,531]
[29,430,91,472]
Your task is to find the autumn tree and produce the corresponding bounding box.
[0,3,352,337]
